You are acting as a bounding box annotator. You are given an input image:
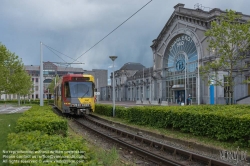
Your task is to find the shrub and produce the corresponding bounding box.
[15,106,67,136]
[95,104,250,147]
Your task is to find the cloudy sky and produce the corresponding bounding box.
[1,0,250,79]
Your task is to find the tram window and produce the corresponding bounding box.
[69,82,93,98]
[65,82,71,98]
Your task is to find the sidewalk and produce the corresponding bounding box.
[97,100,180,106]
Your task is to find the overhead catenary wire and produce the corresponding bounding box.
[72,0,153,63]
[43,43,84,71]
[43,44,68,63]
[43,43,82,63]
[41,0,152,68]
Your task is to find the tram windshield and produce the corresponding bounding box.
[65,82,94,98]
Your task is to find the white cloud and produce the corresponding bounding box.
[1,0,250,73]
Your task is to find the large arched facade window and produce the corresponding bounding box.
[164,34,198,104]
[165,34,197,72]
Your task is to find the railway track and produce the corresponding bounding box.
[51,106,237,165]
[73,115,234,166]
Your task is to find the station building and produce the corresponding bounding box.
[102,3,250,104]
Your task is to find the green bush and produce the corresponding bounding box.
[15,106,67,136]
[0,99,54,105]
[6,105,101,165]
[95,104,250,147]
[7,131,99,165]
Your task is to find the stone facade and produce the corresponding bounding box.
[101,3,250,105]
[150,3,250,104]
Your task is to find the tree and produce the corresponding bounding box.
[0,44,11,95]
[14,70,33,105]
[200,9,250,104]
[0,43,33,104]
[48,75,60,95]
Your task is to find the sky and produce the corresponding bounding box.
[1,0,250,81]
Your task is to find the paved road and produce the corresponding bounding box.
[0,104,31,114]
[98,101,136,105]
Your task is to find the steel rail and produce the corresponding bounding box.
[51,106,233,166]
[74,118,184,166]
[83,115,234,166]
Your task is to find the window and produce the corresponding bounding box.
[204,77,208,96]
[65,82,70,98]
[36,78,38,82]
[224,76,230,98]
[68,82,93,98]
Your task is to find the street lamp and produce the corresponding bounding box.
[143,67,144,101]
[109,56,117,117]
[184,54,188,105]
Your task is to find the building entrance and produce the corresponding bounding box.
[248,83,250,95]
[175,90,185,104]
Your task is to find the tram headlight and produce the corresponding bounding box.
[71,103,91,107]
[63,102,71,106]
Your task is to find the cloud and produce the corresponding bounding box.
[1,0,250,78]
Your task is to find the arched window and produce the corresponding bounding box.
[164,34,198,72]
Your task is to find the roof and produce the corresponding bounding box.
[25,65,40,70]
[24,64,84,72]
[127,67,153,80]
[151,3,250,49]
[120,62,145,70]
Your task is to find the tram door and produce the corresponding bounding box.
[248,83,250,95]
[175,90,185,104]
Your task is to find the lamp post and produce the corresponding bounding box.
[185,60,187,105]
[143,67,144,101]
[184,55,188,105]
[109,56,117,117]
[150,68,151,103]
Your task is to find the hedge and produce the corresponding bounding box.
[6,105,100,165]
[95,104,250,147]
[0,99,54,105]
[15,105,67,136]
[7,131,98,166]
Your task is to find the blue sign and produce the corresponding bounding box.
[176,60,185,71]
[210,85,214,105]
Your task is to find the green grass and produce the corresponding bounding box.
[0,113,23,163]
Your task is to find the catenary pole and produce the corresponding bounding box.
[40,42,44,106]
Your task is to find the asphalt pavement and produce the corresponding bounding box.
[0,104,31,114]
[97,101,177,107]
